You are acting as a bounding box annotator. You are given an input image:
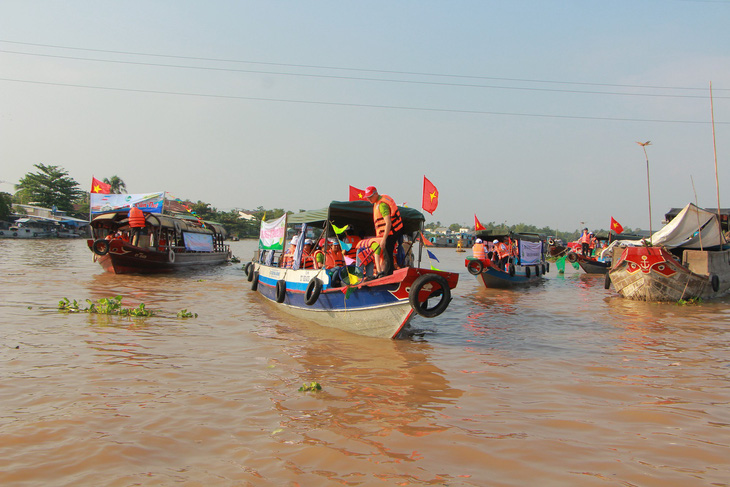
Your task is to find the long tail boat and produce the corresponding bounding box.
[244,200,459,339]
[605,203,730,301]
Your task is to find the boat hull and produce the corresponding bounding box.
[250,264,458,338]
[465,258,546,289]
[608,246,730,301]
[89,239,229,274]
[568,252,610,274]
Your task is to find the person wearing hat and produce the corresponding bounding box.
[364,186,404,276]
[280,235,299,268]
[494,238,510,270]
[472,238,486,260]
[301,238,316,269]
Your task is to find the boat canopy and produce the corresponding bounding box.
[287,200,425,235]
[609,203,726,251]
[474,231,544,243]
[91,211,226,237]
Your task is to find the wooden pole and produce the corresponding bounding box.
[637,141,653,242]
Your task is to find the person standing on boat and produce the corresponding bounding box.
[579,228,591,257]
[494,238,510,270]
[128,205,146,246]
[365,186,404,276]
[472,238,486,260]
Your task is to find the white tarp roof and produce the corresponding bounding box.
[607,203,726,252]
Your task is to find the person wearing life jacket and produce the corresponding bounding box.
[589,232,598,257]
[365,186,404,276]
[300,239,316,269]
[356,237,382,279]
[128,206,146,246]
[280,235,299,268]
[494,238,510,270]
[579,228,591,257]
[472,238,486,260]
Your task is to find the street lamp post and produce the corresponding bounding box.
[636,141,653,242]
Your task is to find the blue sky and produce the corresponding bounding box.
[1,1,728,233]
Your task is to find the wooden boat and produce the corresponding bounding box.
[244,200,459,339]
[606,203,730,301]
[465,232,548,288]
[87,211,230,274]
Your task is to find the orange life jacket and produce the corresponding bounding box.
[495,242,510,259]
[579,232,591,244]
[325,248,345,268]
[280,247,295,268]
[472,242,486,259]
[129,207,146,228]
[301,250,315,269]
[373,195,404,237]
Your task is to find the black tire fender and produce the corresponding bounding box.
[409,273,451,318]
[245,262,254,281]
[508,263,515,277]
[467,260,483,275]
[604,272,611,290]
[525,266,531,278]
[534,265,540,277]
[92,239,110,256]
[304,278,323,306]
[541,264,546,275]
[567,252,578,263]
[251,271,259,291]
[711,274,720,292]
[546,262,550,273]
[275,279,287,303]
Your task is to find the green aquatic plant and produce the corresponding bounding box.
[58,296,155,317]
[677,296,703,306]
[298,382,322,392]
[177,309,198,318]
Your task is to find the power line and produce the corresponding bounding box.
[0,39,726,95]
[1,76,725,125]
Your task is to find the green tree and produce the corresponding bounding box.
[0,192,12,221]
[102,175,127,194]
[15,164,85,212]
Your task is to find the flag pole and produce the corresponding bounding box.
[636,141,653,243]
[710,82,721,220]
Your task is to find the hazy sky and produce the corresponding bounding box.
[1,1,729,233]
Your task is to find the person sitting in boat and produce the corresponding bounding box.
[579,228,591,257]
[472,238,486,260]
[301,239,316,269]
[494,238,510,270]
[280,235,299,268]
[356,237,383,279]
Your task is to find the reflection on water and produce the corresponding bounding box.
[1,240,730,485]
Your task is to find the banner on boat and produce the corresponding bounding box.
[90,192,165,214]
[519,240,543,265]
[183,232,214,252]
[259,215,286,250]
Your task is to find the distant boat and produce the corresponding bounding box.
[88,211,230,274]
[606,203,730,301]
[566,235,611,274]
[0,218,55,239]
[244,200,459,339]
[465,232,548,288]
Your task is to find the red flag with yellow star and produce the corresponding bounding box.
[91,177,111,194]
[474,214,486,231]
[610,217,624,235]
[422,176,439,215]
[349,185,366,201]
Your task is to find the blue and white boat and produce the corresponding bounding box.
[244,200,459,338]
[465,232,548,288]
